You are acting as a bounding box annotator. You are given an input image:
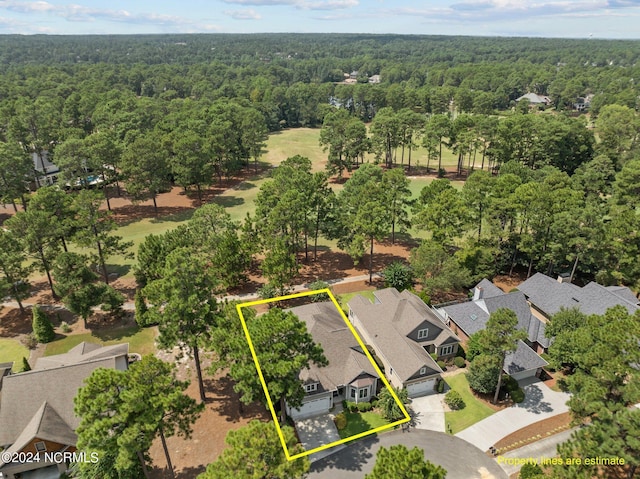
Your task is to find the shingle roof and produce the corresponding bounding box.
[503,340,548,375]
[287,302,378,395]
[516,93,551,104]
[0,402,77,467]
[475,279,505,299]
[347,288,459,383]
[35,342,128,370]
[439,280,550,348]
[518,273,640,317]
[0,344,128,448]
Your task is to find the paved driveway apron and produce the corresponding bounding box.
[295,414,345,462]
[409,393,446,432]
[456,379,570,451]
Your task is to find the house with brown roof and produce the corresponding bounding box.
[0,342,129,479]
[284,302,380,419]
[347,288,460,398]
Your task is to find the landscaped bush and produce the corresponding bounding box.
[357,401,372,412]
[345,401,358,413]
[502,375,519,393]
[455,345,466,359]
[308,280,330,301]
[437,360,447,371]
[437,379,445,393]
[430,352,438,361]
[21,332,38,350]
[32,306,55,343]
[21,357,31,372]
[60,321,71,333]
[445,390,465,410]
[454,357,466,368]
[334,412,347,430]
[519,462,543,478]
[510,387,525,403]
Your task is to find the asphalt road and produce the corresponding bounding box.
[308,429,508,479]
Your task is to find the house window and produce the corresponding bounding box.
[359,388,368,399]
[305,383,317,393]
[440,345,454,356]
[389,367,394,376]
[35,441,47,452]
[417,328,429,340]
[351,388,356,398]
[420,367,427,375]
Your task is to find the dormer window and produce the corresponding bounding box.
[305,383,317,393]
[420,367,427,375]
[35,441,47,452]
[417,328,429,340]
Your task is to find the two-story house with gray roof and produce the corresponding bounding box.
[0,342,129,479]
[347,288,460,398]
[284,302,380,420]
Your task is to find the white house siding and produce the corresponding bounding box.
[405,378,437,398]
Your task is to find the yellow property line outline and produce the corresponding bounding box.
[236,288,411,461]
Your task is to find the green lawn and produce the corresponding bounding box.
[338,409,391,439]
[0,338,30,369]
[337,290,377,310]
[444,372,496,434]
[44,326,157,357]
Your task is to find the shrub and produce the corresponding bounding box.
[32,305,55,343]
[438,168,446,178]
[437,360,447,371]
[60,321,71,333]
[345,401,358,413]
[416,289,431,306]
[445,390,465,410]
[21,332,38,350]
[382,262,414,291]
[430,352,438,361]
[502,375,519,393]
[257,283,278,300]
[510,387,525,403]
[454,356,466,368]
[308,280,330,301]
[437,379,445,393]
[357,402,372,412]
[519,462,543,478]
[334,412,347,430]
[21,356,31,372]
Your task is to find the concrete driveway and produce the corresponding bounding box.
[308,429,507,479]
[409,393,446,432]
[456,378,570,451]
[295,414,345,462]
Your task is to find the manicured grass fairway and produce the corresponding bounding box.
[0,338,30,367]
[444,372,496,434]
[44,326,157,357]
[338,410,391,439]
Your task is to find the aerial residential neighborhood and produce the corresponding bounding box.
[1,13,640,479]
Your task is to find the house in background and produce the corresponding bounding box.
[0,342,129,479]
[32,151,60,188]
[437,279,550,354]
[436,279,549,382]
[284,302,380,420]
[348,288,460,398]
[515,92,552,106]
[517,272,639,319]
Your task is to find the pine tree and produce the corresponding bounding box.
[21,356,31,372]
[365,445,447,479]
[32,305,55,343]
[134,289,149,327]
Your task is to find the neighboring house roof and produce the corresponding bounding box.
[504,340,548,375]
[439,284,550,349]
[474,278,505,299]
[518,273,640,317]
[287,302,378,396]
[347,288,459,384]
[0,342,128,448]
[35,342,128,370]
[516,93,551,104]
[0,402,77,468]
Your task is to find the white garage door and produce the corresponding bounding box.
[510,369,536,382]
[289,396,332,419]
[406,378,436,398]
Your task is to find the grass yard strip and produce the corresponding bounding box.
[44,326,157,357]
[236,288,410,461]
[0,338,30,367]
[338,410,391,439]
[444,372,495,434]
[337,290,376,311]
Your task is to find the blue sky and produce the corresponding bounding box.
[0,0,638,38]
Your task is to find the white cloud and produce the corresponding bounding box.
[224,8,262,19]
[222,0,358,9]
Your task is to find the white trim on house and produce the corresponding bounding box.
[417,328,429,339]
